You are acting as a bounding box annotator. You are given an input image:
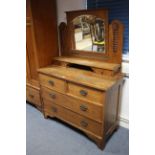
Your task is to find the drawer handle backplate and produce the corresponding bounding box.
[51,106,57,113]
[80,90,88,96]
[80,120,88,127]
[48,80,54,86]
[29,94,34,98]
[80,105,88,111]
[49,93,56,99]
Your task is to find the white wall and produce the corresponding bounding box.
[57,0,86,24]
[56,0,129,128]
[119,76,129,128]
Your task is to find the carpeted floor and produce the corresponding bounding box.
[26,103,129,155]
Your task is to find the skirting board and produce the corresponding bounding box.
[119,117,129,129]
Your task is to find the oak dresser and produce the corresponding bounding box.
[37,8,124,150]
[38,58,124,149]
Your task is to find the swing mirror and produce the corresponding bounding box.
[72,15,106,53]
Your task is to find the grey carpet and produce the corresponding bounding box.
[26,103,129,155]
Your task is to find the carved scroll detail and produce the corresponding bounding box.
[112,23,119,53]
[109,20,124,64]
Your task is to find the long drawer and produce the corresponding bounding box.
[41,87,103,122]
[43,98,102,136]
[68,82,105,104]
[39,74,66,93]
[26,86,41,107]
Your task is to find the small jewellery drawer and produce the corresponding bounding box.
[41,87,103,122]
[68,82,104,104]
[43,99,102,136]
[26,86,41,106]
[39,74,66,93]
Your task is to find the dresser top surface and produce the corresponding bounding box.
[54,56,121,71]
[38,66,123,91]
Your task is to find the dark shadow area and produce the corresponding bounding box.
[67,63,93,72]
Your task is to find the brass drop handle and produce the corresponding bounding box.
[49,93,56,99]
[80,90,88,96]
[80,104,88,111]
[48,80,54,86]
[51,106,57,113]
[29,94,34,98]
[80,120,88,128]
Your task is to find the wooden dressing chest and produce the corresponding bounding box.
[38,59,123,149]
[37,8,124,149]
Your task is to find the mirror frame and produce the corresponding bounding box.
[59,9,124,64]
[66,9,109,60]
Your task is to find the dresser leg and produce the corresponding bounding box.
[114,125,119,132]
[85,133,105,150]
[44,113,48,119]
[96,139,105,150]
[44,112,56,119]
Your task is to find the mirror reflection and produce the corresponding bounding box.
[73,15,105,53]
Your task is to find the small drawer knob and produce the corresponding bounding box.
[48,80,54,86]
[80,105,88,111]
[80,120,88,127]
[49,93,56,99]
[29,94,34,98]
[80,90,88,96]
[51,106,57,113]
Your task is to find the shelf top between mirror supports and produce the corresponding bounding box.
[54,56,121,71]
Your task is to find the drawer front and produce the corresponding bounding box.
[39,74,66,93]
[41,87,103,122]
[68,82,104,104]
[26,87,41,107]
[43,99,102,136]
